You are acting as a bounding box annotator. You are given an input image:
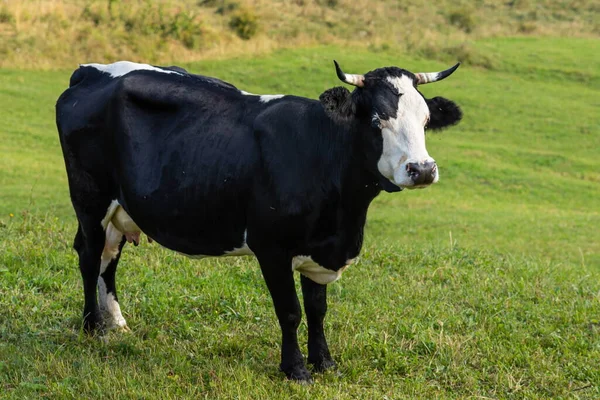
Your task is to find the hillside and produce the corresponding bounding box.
[0,0,598,69]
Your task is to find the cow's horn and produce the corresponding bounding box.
[415,62,460,85]
[334,60,365,88]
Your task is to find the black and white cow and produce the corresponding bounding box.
[56,60,462,381]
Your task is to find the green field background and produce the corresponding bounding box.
[1,31,599,399]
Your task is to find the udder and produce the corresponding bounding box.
[102,201,151,246]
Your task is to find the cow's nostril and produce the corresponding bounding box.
[406,161,436,185]
[406,162,419,175]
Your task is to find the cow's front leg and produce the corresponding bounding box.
[301,275,336,372]
[256,253,311,382]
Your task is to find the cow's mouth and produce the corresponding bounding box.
[379,177,403,193]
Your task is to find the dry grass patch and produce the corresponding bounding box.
[0,0,598,69]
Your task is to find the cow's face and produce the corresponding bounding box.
[320,62,462,191]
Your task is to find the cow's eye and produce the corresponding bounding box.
[383,81,401,97]
[388,87,402,97]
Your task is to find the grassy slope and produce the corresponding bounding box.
[1,38,599,398]
[0,0,598,69]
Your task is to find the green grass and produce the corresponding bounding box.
[1,37,599,398]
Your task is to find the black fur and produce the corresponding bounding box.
[426,96,463,130]
[319,86,353,123]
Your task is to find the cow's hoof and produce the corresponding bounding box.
[281,365,313,383]
[103,315,130,333]
[309,357,337,373]
[82,312,102,335]
[106,322,131,333]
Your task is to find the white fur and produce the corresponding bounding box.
[82,61,182,78]
[292,256,351,285]
[224,244,254,256]
[259,94,284,103]
[98,277,128,329]
[240,90,284,103]
[224,230,254,256]
[100,222,123,273]
[377,75,438,188]
[179,230,254,258]
[98,222,128,329]
[101,200,121,230]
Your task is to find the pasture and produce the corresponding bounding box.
[1,37,599,398]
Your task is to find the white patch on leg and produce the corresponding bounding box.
[98,221,128,330]
[98,276,128,330]
[101,222,123,273]
[292,255,351,285]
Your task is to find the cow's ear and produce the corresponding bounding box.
[320,86,354,122]
[426,96,462,131]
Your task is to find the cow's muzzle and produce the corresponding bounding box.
[406,161,437,186]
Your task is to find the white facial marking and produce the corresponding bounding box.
[291,255,349,285]
[82,61,182,78]
[377,75,437,188]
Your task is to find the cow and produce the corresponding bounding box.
[55,59,462,381]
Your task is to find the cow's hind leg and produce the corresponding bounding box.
[256,252,312,382]
[301,275,336,372]
[73,216,106,333]
[98,223,129,331]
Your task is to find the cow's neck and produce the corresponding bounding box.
[307,121,382,269]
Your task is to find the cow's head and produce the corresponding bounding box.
[320,61,462,191]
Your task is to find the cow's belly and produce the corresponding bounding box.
[102,201,352,284]
[102,200,250,257]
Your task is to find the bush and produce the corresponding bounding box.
[0,6,14,24]
[317,0,338,8]
[168,11,204,49]
[448,7,477,33]
[518,21,537,33]
[81,2,204,50]
[216,1,240,15]
[229,8,259,40]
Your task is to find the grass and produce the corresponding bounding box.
[1,37,599,398]
[0,0,598,69]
